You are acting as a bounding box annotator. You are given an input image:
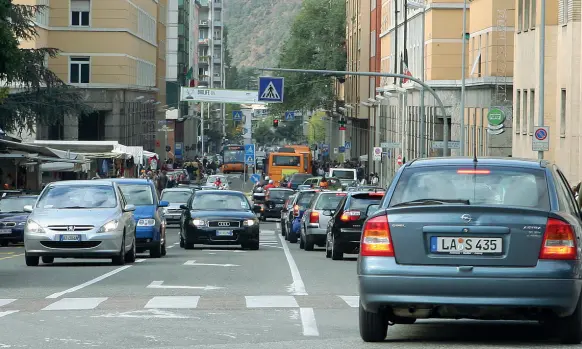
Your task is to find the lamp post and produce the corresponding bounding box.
[538,0,545,160]
[460,0,468,156]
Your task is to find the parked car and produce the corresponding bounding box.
[0,195,38,246]
[285,189,320,243]
[280,194,296,237]
[23,180,137,266]
[358,157,582,344]
[258,188,294,221]
[300,191,346,251]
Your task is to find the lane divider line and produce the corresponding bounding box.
[136,259,147,263]
[300,308,320,336]
[278,233,307,295]
[0,253,24,261]
[46,265,133,299]
[0,310,19,318]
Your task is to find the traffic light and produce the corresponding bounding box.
[273,119,279,128]
[338,118,346,131]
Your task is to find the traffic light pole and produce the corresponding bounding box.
[255,67,451,156]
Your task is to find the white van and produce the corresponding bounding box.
[329,168,357,184]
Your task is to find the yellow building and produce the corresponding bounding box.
[378,0,514,162]
[512,0,581,183]
[19,0,163,151]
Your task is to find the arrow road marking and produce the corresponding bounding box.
[147,281,223,290]
[183,260,240,267]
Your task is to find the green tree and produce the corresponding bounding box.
[0,2,90,134]
[307,111,326,144]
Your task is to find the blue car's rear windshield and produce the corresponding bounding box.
[389,166,550,210]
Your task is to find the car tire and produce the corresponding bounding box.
[41,256,54,264]
[0,241,8,247]
[359,302,388,342]
[125,237,136,263]
[25,253,39,266]
[331,235,343,260]
[288,232,298,243]
[245,241,259,250]
[179,236,185,248]
[299,234,305,249]
[185,242,195,250]
[304,235,315,251]
[161,243,167,256]
[112,235,126,266]
[281,221,286,236]
[558,292,582,344]
[325,237,331,258]
[150,241,162,258]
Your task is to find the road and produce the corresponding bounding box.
[0,177,576,348]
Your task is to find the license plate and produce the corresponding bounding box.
[0,229,11,234]
[431,237,502,254]
[275,204,283,208]
[216,230,233,236]
[60,234,81,242]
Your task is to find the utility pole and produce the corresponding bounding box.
[459,0,468,156]
[393,0,399,85]
[538,0,545,160]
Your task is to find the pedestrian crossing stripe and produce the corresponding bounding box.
[260,81,280,100]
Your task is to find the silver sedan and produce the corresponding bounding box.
[23,180,137,266]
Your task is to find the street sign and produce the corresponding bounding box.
[381,142,400,149]
[431,141,461,149]
[232,110,243,121]
[157,125,174,132]
[245,144,256,165]
[373,147,382,161]
[339,146,345,153]
[532,126,549,151]
[397,155,403,165]
[284,111,295,121]
[344,141,351,149]
[333,147,338,154]
[250,174,261,184]
[258,76,284,103]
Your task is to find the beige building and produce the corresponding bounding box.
[512,0,581,184]
[19,0,163,151]
[378,0,514,167]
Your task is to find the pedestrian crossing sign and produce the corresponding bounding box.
[232,110,243,121]
[258,77,284,103]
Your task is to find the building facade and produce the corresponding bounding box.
[512,0,581,183]
[23,0,161,151]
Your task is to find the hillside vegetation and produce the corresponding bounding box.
[224,0,302,67]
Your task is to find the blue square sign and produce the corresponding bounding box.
[258,77,284,103]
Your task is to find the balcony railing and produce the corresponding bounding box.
[213,21,222,27]
[198,38,209,45]
[199,20,209,26]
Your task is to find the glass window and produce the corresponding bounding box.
[272,155,301,167]
[70,57,90,84]
[347,195,383,212]
[296,192,317,209]
[37,185,117,209]
[266,190,294,201]
[161,190,193,203]
[314,193,346,210]
[118,184,154,206]
[191,193,250,210]
[389,166,550,210]
[223,150,245,163]
[0,197,38,213]
[331,170,355,180]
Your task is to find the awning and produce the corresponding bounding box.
[0,138,63,158]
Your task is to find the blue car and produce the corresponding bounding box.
[286,190,319,243]
[109,179,168,258]
[0,195,38,246]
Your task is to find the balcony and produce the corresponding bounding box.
[212,56,221,64]
[213,38,222,45]
[199,20,209,26]
[213,21,222,27]
[198,38,209,45]
[199,56,210,64]
[199,75,210,84]
[213,74,222,82]
[213,0,222,8]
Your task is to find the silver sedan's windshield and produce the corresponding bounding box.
[36,185,117,209]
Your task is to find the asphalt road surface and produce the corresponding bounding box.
[0,177,577,348]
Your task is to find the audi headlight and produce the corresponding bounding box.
[25,220,44,234]
[17,222,25,226]
[192,219,206,226]
[99,219,119,233]
[137,218,156,226]
[243,219,258,227]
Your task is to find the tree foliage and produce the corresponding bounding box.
[0,2,90,134]
[271,0,346,113]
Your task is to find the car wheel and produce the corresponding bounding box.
[244,241,259,250]
[0,241,8,247]
[161,242,167,256]
[184,242,195,250]
[150,241,162,258]
[359,302,388,342]
[179,236,185,248]
[25,253,39,267]
[304,235,315,251]
[41,256,54,264]
[558,292,582,344]
[281,221,286,236]
[299,234,305,249]
[125,236,136,263]
[112,235,126,265]
[325,237,331,258]
[331,235,343,260]
[288,231,298,243]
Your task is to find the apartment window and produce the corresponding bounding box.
[515,90,521,133]
[370,30,376,57]
[138,10,156,43]
[517,0,523,31]
[560,0,568,25]
[524,0,530,29]
[371,0,376,10]
[531,0,536,28]
[137,61,155,87]
[71,0,90,26]
[69,57,90,84]
[36,0,49,26]
[522,90,527,134]
[529,90,535,134]
[159,5,167,25]
[213,29,221,39]
[560,89,567,137]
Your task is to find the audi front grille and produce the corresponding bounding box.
[207,221,241,228]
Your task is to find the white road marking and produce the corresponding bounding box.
[278,233,307,295]
[259,244,283,249]
[260,230,276,234]
[46,265,132,299]
[95,309,191,319]
[338,296,359,308]
[173,242,180,245]
[183,260,240,267]
[300,308,320,336]
[144,296,200,309]
[167,245,174,249]
[42,297,108,311]
[0,310,18,318]
[276,222,281,229]
[136,259,147,263]
[245,296,299,308]
[147,281,223,290]
[0,299,16,307]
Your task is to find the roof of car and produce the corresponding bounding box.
[162,187,194,192]
[269,188,294,191]
[194,190,244,195]
[106,178,153,184]
[49,180,115,187]
[406,157,548,169]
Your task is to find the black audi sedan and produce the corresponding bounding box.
[179,190,261,250]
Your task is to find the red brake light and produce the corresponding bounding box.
[457,169,490,174]
[539,218,577,260]
[336,193,346,196]
[360,215,394,257]
[309,211,320,223]
[369,192,385,197]
[340,210,361,222]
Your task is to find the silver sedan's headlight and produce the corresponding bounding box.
[25,219,44,234]
[98,220,119,233]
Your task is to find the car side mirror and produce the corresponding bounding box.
[159,200,169,207]
[23,205,33,213]
[253,205,262,213]
[123,204,136,212]
[180,204,188,210]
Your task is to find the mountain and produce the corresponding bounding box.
[224,0,302,68]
